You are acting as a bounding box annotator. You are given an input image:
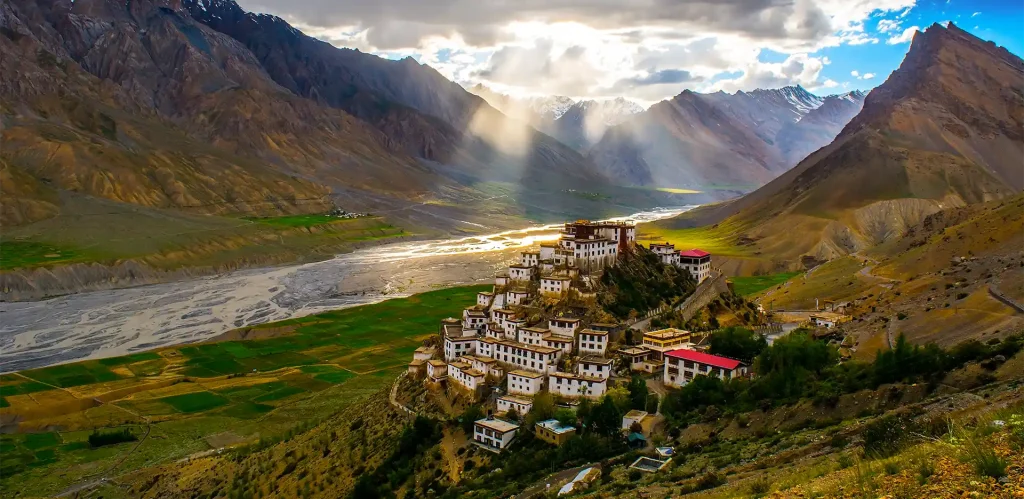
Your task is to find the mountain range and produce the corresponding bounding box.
[588,86,867,188]
[5,0,1000,243]
[658,22,1023,264]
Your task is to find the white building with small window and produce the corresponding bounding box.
[577,356,613,380]
[649,242,680,266]
[548,318,581,337]
[507,290,530,306]
[540,276,572,296]
[548,372,607,399]
[520,251,540,267]
[463,307,488,332]
[543,334,574,355]
[504,318,526,339]
[663,349,746,388]
[444,335,478,361]
[497,395,533,416]
[477,336,497,358]
[491,309,515,330]
[519,326,549,346]
[462,355,504,379]
[577,329,608,356]
[448,361,486,392]
[474,417,519,453]
[619,347,651,371]
[678,249,711,284]
[485,322,504,339]
[493,340,560,374]
[507,370,545,396]
[476,291,494,308]
[426,360,447,381]
[495,274,510,287]
[509,265,533,281]
[413,346,437,361]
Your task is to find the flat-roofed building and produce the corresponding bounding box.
[463,307,488,332]
[520,251,540,268]
[497,395,533,416]
[443,335,477,361]
[548,372,607,399]
[491,309,516,330]
[535,419,577,446]
[518,326,549,346]
[650,242,680,266]
[448,361,486,392]
[474,417,519,453]
[577,356,613,380]
[619,346,652,371]
[440,318,465,339]
[504,318,526,339]
[407,359,426,379]
[507,370,545,396]
[507,289,531,306]
[548,317,581,337]
[493,340,560,374]
[462,354,505,379]
[485,322,505,339]
[540,276,572,296]
[664,349,747,388]
[413,345,436,361]
[495,274,510,287]
[509,265,534,282]
[543,334,574,355]
[678,249,711,284]
[427,360,448,381]
[477,336,497,358]
[476,291,494,308]
[577,329,609,356]
[642,328,693,361]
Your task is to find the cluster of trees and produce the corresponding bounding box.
[350,416,441,499]
[663,328,1022,424]
[88,428,137,448]
[598,246,696,319]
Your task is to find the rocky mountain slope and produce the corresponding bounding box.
[656,23,1023,263]
[588,86,865,188]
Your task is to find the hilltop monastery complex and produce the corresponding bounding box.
[406,220,746,452]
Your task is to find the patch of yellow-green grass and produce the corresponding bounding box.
[730,272,802,296]
[755,256,881,309]
[638,221,753,258]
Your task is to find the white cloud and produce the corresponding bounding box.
[861,72,875,79]
[238,0,919,101]
[851,70,860,76]
[850,70,875,80]
[887,26,920,44]
[971,11,981,17]
[877,19,901,33]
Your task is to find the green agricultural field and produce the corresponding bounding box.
[159,391,230,413]
[0,285,487,498]
[245,214,384,228]
[0,241,94,270]
[730,272,802,296]
[639,220,754,258]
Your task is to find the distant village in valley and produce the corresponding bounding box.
[404,219,755,476]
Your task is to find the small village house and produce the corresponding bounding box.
[663,349,747,388]
[476,291,494,307]
[678,249,711,284]
[577,329,609,356]
[642,328,693,361]
[507,289,531,306]
[520,251,540,267]
[622,410,648,430]
[618,347,651,371]
[462,354,505,379]
[462,307,487,332]
[504,317,527,338]
[507,370,545,396]
[495,273,510,286]
[542,334,574,355]
[448,361,486,393]
[493,340,560,374]
[540,275,572,296]
[518,326,549,346]
[496,395,533,416]
[443,335,478,361]
[508,264,534,281]
[549,372,607,399]
[535,419,577,446]
[407,359,426,379]
[412,345,436,361]
[577,356,613,380]
[548,317,581,337]
[426,360,447,382]
[474,415,519,453]
[649,242,680,266]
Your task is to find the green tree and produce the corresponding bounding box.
[526,391,556,427]
[709,327,768,362]
[506,407,520,422]
[626,375,648,410]
[555,408,576,427]
[590,396,623,436]
[461,405,484,434]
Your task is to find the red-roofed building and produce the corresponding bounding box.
[678,249,711,283]
[663,349,747,387]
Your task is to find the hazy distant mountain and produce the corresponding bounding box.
[588,85,865,188]
[667,22,1023,261]
[467,84,644,150]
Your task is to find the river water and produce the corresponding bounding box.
[0,207,694,373]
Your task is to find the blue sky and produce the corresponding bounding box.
[811,0,1024,95]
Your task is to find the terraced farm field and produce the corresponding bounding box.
[0,285,488,498]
